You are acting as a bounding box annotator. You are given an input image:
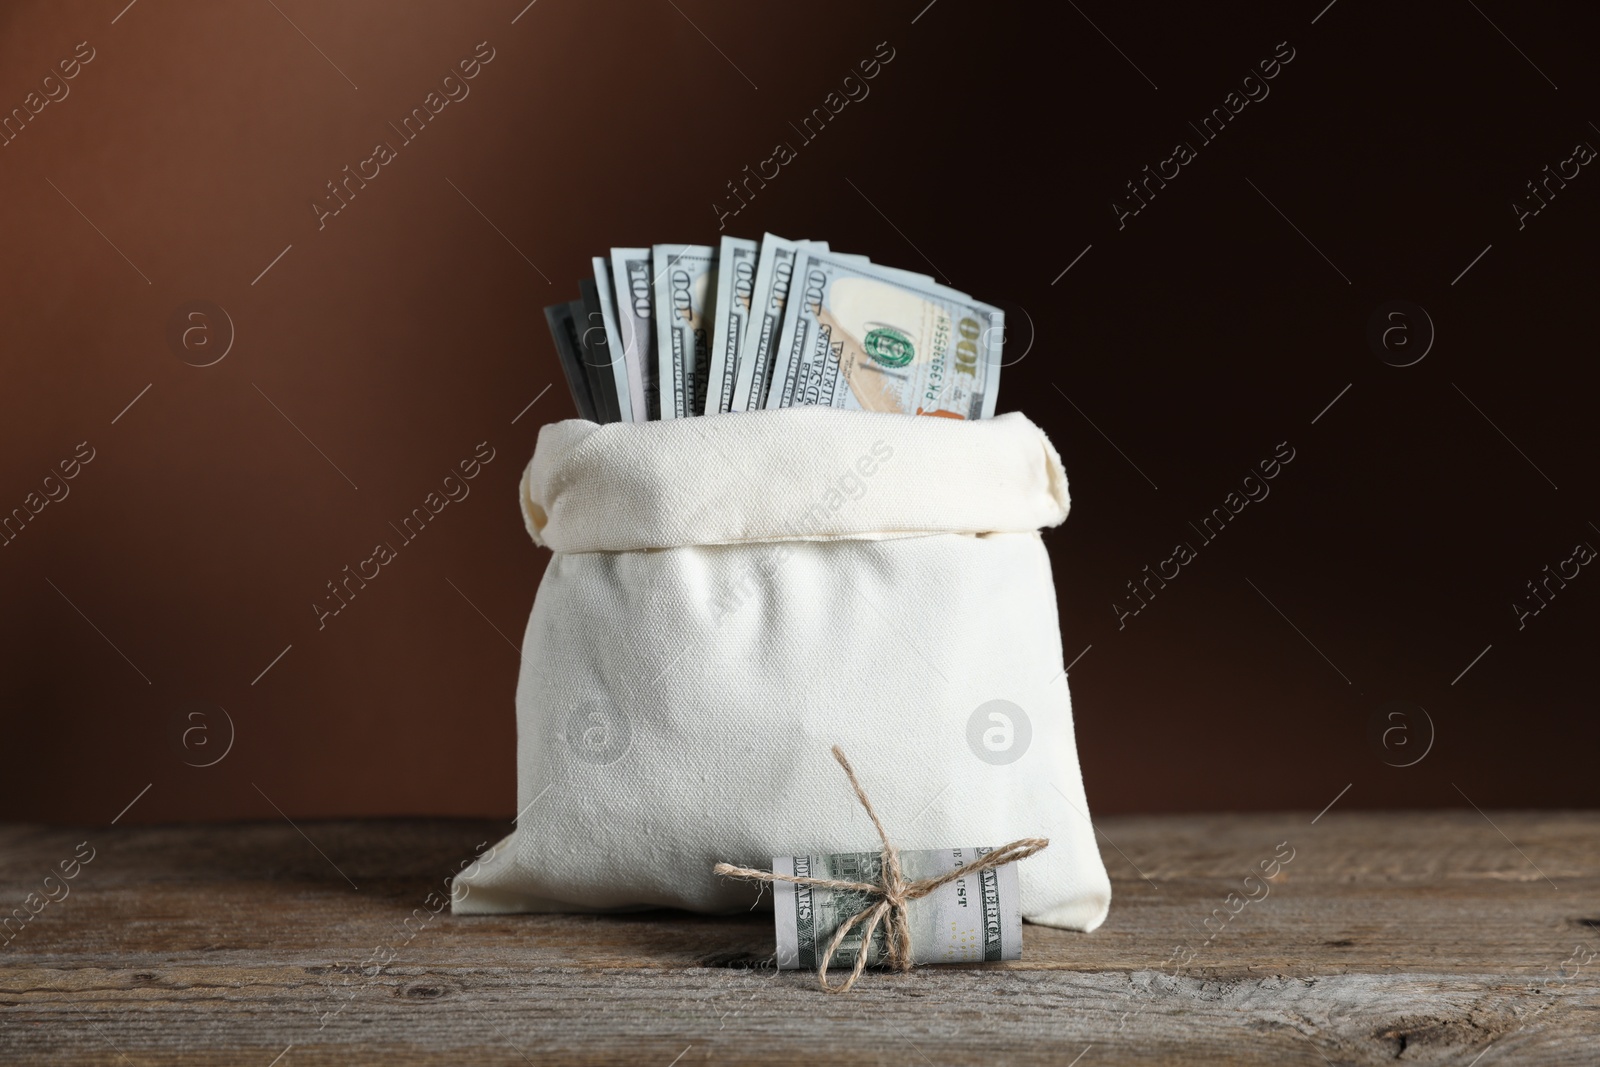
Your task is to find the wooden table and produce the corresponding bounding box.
[2,813,1596,1064]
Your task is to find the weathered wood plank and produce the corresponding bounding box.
[2,813,1596,1064]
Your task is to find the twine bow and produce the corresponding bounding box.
[714,745,1048,993]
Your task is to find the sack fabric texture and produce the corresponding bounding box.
[453,407,1111,931]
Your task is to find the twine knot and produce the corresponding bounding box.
[714,745,1048,993]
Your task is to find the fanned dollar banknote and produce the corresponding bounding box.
[576,279,622,425]
[773,846,1022,970]
[610,248,659,421]
[543,302,597,421]
[765,248,1003,419]
[652,244,718,419]
[731,234,824,413]
[592,257,643,422]
[704,236,757,416]
[544,233,1003,423]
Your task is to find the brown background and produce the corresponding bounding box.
[1,0,1595,824]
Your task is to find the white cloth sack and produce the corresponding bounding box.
[453,407,1111,931]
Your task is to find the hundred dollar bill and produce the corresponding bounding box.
[736,240,922,413]
[652,244,718,419]
[773,846,1022,970]
[577,279,622,424]
[591,257,642,421]
[730,234,823,413]
[569,297,617,423]
[609,248,660,420]
[703,235,758,415]
[542,302,598,421]
[764,249,1003,419]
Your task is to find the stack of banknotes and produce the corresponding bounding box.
[543,233,1004,423]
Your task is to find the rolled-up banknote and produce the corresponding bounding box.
[773,846,1022,970]
[704,235,758,416]
[652,244,718,419]
[764,249,1003,419]
[609,248,659,421]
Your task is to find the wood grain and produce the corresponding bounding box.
[2,812,1597,1064]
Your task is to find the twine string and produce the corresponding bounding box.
[714,744,1049,993]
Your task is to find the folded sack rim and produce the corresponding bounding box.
[521,408,1072,554]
